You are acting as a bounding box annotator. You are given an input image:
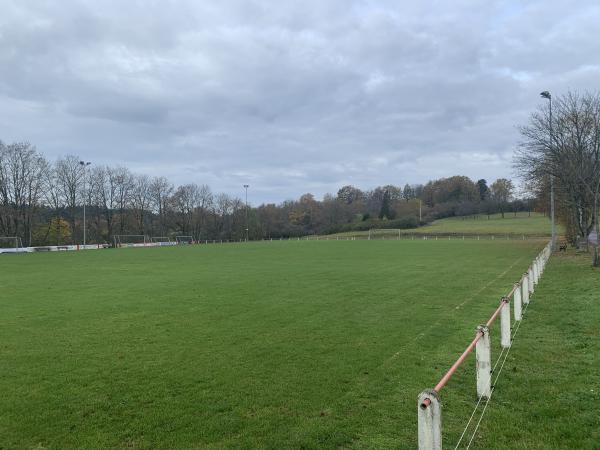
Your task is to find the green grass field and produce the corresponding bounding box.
[2,240,548,449]
[329,212,559,239]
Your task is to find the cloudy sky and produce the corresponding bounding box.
[1,1,599,203]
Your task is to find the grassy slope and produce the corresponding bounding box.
[418,212,556,235]
[0,241,542,449]
[330,212,558,238]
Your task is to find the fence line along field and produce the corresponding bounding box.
[1,240,543,449]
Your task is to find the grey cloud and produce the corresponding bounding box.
[1,0,599,204]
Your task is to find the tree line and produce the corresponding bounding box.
[1,140,534,247]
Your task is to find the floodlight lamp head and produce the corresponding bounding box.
[540,91,551,100]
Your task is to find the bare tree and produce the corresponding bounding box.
[149,176,174,236]
[90,166,122,241]
[195,184,213,239]
[113,167,134,235]
[0,142,48,244]
[490,178,514,218]
[213,192,232,238]
[516,91,600,265]
[55,155,84,241]
[172,184,200,237]
[132,174,152,235]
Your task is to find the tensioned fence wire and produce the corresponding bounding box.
[453,300,531,449]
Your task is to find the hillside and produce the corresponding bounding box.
[326,212,558,239]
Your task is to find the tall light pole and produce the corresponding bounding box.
[243,184,249,242]
[540,91,556,249]
[79,161,91,246]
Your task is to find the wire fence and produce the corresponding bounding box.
[417,240,552,450]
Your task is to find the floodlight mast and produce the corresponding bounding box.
[243,184,249,242]
[79,161,92,246]
[540,91,556,250]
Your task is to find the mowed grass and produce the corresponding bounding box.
[1,240,546,449]
[419,212,558,236]
[330,212,558,238]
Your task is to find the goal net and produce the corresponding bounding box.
[113,235,147,248]
[0,236,24,253]
[175,235,194,244]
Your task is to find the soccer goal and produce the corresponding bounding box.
[175,235,194,244]
[151,236,172,243]
[368,228,403,240]
[113,235,147,248]
[0,236,24,253]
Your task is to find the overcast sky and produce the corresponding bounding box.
[1,1,599,204]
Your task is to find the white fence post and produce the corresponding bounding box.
[513,283,524,322]
[476,325,492,398]
[521,274,529,305]
[501,298,511,348]
[418,390,442,450]
[528,267,534,294]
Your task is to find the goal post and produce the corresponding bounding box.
[113,235,147,248]
[0,236,24,253]
[175,235,194,244]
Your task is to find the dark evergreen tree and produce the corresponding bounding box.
[477,179,489,201]
[379,190,392,219]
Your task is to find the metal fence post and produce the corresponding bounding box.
[501,298,511,348]
[418,390,442,450]
[476,325,491,398]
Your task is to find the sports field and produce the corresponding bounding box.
[1,240,547,448]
